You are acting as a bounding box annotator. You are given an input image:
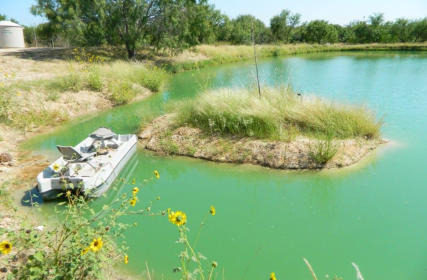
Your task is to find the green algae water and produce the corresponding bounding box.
[24,52,427,279]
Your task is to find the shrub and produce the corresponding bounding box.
[131,65,166,92]
[108,81,136,105]
[87,67,103,92]
[100,61,167,93]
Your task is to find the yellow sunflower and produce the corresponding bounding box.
[130,197,137,207]
[52,163,61,172]
[209,205,216,216]
[90,238,103,252]
[81,247,89,256]
[269,272,277,280]
[0,241,12,255]
[132,187,139,196]
[124,254,129,264]
[154,170,160,179]
[168,210,187,227]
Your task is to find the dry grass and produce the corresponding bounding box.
[163,42,427,72]
[173,87,382,140]
[0,54,167,130]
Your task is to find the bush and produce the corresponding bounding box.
[100,61,167,93]
[55,72,83,92]
[134,68,165,92]
[108,81,136,105]
[87,67,103,92]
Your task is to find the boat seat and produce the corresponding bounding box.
[90,127,117,140]
[57,145,96,162]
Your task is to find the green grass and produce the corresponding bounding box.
[173,87,382,140]
[97,61,167,92]
[0,181,14,210]
[309,137,338,165]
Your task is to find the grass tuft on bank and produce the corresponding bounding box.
[44,61,167,105]
[173,87,382,140]
[0,61,167,129]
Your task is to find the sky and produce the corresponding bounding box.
[1,0,426,26]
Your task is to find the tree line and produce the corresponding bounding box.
[3,1,427,58]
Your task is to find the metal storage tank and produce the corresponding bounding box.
[0,21,25,48]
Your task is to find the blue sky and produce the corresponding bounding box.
[1,0,426,26]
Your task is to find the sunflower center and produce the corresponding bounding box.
[94,241,98,246]
[5,244,10,249]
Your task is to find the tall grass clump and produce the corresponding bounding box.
[175,89,279,139]
[0,86,12,123]
[99,61,167,92]
[174,87,381,140]
[87,67,103,91]
[41,60,167,105]
[309,136,338,165]
[108,80,136,105]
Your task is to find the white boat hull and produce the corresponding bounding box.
[37,130,138,200]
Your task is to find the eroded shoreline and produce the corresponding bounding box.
[139,115,386,170]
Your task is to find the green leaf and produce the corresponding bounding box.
[34,251,44,262]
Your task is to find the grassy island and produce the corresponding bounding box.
[139,87,384,169]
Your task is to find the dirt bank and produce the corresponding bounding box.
[139,115,385,169]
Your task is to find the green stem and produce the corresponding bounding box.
[193,214,208,251]
[184,232,205,280]
[180,230,189,280]
[208,266,215,280]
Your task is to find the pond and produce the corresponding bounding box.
[24,52,427,279]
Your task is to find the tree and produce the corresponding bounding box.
[303,20,338,44]
[390,18,410,42]
[175,2,229,46]
[350,21,374,43]
[411,18,427,42]
[31,0,106,46]
[0,14,19,23]
[216,14,233,42]
[333,24,354,42]
[229,15,270,44]
[368,13,384,27]
[368,13,385,42]
[270,9,300,43]
[32,0,217,58]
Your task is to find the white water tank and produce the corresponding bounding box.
[0,21,25,48]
